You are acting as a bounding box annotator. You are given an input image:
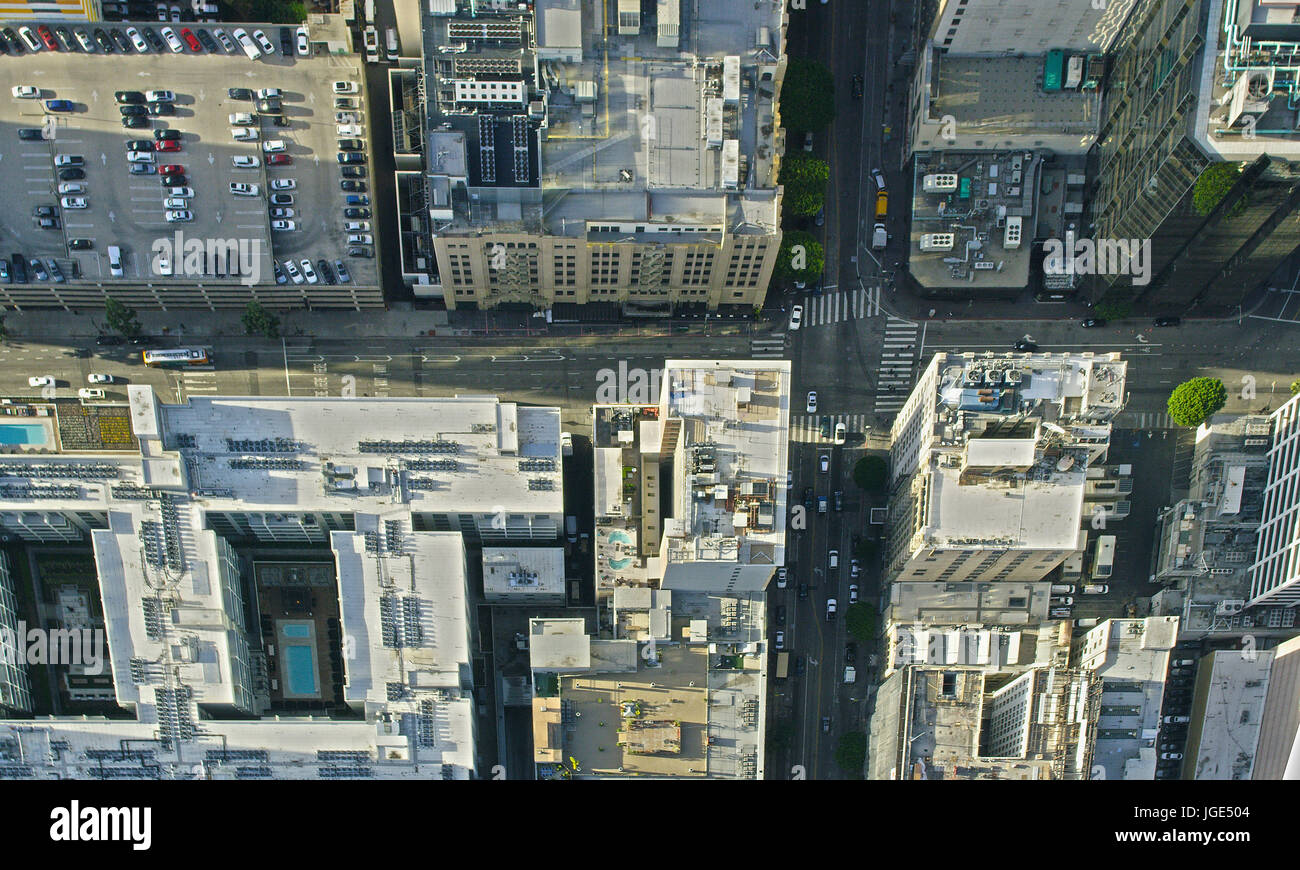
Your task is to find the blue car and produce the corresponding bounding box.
[44,99,75,113]
[345,194,369,206]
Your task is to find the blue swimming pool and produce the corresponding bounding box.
[282,623,311,639]
[0,424,47,446]
[283,645,319,696]
[607,530,634,571]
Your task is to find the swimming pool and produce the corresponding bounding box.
[0,424,47,446]
[607,530,634,570]
[283,645,319,696]
[282,623,311,639]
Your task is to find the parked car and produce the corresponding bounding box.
[774,630,784,651]
[1014,339,1038,351]
[229,182,259,196]
[1081,318,1107,328]
[806,390,817,413]
[270,219,296,231]
[78,388,106,400]
[28,376,55,388]
[825,598,837,620]
[848,584,858,604]
[87,373,114,384]
[333,260,351,283]
[1153,316,1181,327]
[232,155,259,168]
[270,178,296,190]
[11,85,40,99]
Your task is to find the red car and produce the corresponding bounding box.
[37,24,59,51]
[159,164,184,175]
[156,140,182,153]
[267,153,292,166]
[180,27,201,52]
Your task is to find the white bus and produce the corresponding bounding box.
[385,27,398,62]
[1093,535,1116,579]
[142,347,210,367]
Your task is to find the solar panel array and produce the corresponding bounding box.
[0,484,78,499]
[0,462,120,479]
[224,438,299,453]
[478,114,496,183]
[407,458,458,471]
[359,439,458,454]
[229,458,305,470]
[511,115,530,183]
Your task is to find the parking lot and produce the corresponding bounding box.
[0,24,377,301]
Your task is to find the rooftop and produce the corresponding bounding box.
[421,0,786,234]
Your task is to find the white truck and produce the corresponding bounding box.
[363,26,379,63]
[872,223,887,249]
[843,666,857,684]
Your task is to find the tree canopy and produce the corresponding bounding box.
[852,455,888,491]
[1192,163,1242,216]
[779,154,829,216]
[241,300,281,339]
[104,297,141,337]
[773,230,824,285]
[1167,377,1228,427]
[779,58,836,133]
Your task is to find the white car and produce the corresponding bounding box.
[232,155,260,168]
[332,80,359,94]
[231,127,259,142]
[58,182,86,195]
[283,260,304,283]
[344,220,370,232]
[347,233,373,245]
[229,182,259,196]
[233,27,261,60]
[270,219,297,231]
[213,28,236,53]
[61,196,88,209]
[789,304,802,330]
[163,196,189,209]
[269,207,295,219]
[127,27,148,53]
[155,256,173,276]
[296,26,308,56]
[167,186,195,198]
[252,29,275,55]
[270,178,296,191]
[169,3,181,21]
[820,454,829,473]
[27,376,54,388]
[872,168,886,190]
[826,598,837,620]
[78,388,106,400]
[335,112,360,124]
[848,584,859,604]
[261,139,287,153]
[165,209,194,222]
[256,88,281,100]
[18,26,42,52]
[75,30,94,52]
[146,90,175,103]
[11,85,40,99]
[87,373,114,384]
[336,124,363,137]
[300,259,319,283]
[161,26,184,53]
[776,568,787,589]
[806,391,817,414]
[834,421,846,445]
[126,150,155,163]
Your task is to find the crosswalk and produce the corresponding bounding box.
[1116,411,1176,429]
[798,285,885,327]
[790,414,875,443]
[750,334,787,359]
[873,316,919,415]
[180,369,218,395]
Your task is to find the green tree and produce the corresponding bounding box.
[779,154,829,216]
[773,230,824,285]
[242,300,281,339]
[1192,163,1242,216]
[845,603,875,644]
[1093,300,1132,320]
[1289,379,1300,395]
[1167,377,1227,427]
[834,732,867,776]
[103,296,141,337]
[222,0,306,24]
[768,718,794,754]
[779,58,836,133]
[853,537,879,563]
[852,455,887,491]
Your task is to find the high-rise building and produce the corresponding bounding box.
[1248,392,1300,607]
[527,360,790,779]
[885,351,1126,585]
[0,552,34,717]
[924,0,1137,55]
[402,0,787,316]
[1091,0,1300,315]
[0,388,566,777]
